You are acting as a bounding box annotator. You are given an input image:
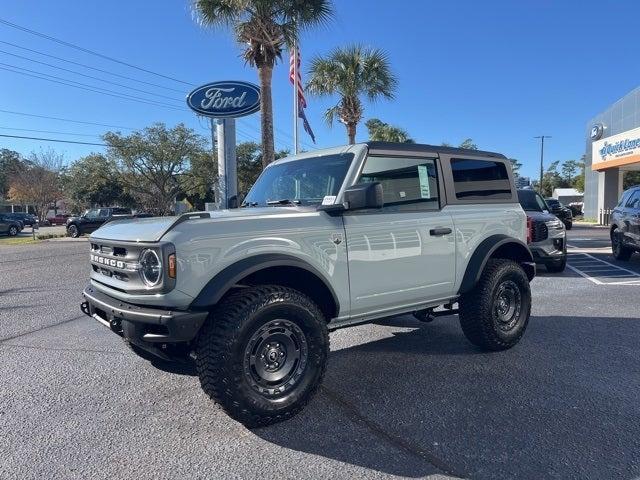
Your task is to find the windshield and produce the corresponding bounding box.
[518,190,548,212]
[243,153,354,207]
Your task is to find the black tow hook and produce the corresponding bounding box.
[80,301,90,317]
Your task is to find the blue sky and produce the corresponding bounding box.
[1,0,640,179]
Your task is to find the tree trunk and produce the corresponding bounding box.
[258,64,275,168]
[347,122,357,145]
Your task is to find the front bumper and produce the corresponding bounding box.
[530,236,566,263]
[81,284,208,350]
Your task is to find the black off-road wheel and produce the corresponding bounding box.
[8,225,18,237]
[611,228,632,261]
[67,224,80,238]
[459,259,531,351]
[195,285,329,427]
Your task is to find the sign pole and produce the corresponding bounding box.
[293,43,300,155]
[216,118,237,209]
[186,81,259,209]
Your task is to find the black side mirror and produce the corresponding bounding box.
[344,182,384,210]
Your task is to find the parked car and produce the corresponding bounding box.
[544,198,573,229]
[0,214,22,236]
[6,212,38,227]
[66,207,133,238]
[610,185,640,260]
[518,190,567,272]
[82,142,536,426]
[46,214,70,226]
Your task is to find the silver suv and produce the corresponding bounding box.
[81,142,535,426]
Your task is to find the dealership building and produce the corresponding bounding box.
[584,86,640,218]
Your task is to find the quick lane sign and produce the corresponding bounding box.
[592,125,640,171]
[186,81,260,118]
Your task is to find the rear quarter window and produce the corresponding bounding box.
[451,158,512,200]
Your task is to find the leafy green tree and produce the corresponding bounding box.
[623,171,640,190]
[307,45,397,144]
[193,0,333,167]
[365,118,414,143]
[63,154,129,210]
[508,158,522,177]
[104,123,207,215]
[0,149,24,199]
[459,138,478,150]
[180,149,218,206]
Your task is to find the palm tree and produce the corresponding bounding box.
[307,45,397,144]
[193,0,333,167]
[365,118,414,143]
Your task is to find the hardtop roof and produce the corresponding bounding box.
[364,141,507,159]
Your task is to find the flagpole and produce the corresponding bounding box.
[293,40,300,155]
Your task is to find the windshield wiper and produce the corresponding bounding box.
[266,199,301,206]
[240,201,259,208]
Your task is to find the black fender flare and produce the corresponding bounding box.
[189,253,340,314]
[458,235,535,295]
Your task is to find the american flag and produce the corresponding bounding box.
[289,45,315,143]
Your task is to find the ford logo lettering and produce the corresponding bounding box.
[590,123,604,141]
[186,81,261,118]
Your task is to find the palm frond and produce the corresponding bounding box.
[323,104,341,127]
[192,0,247,27]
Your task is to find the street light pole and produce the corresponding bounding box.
[534,135,552,194]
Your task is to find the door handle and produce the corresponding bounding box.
[430,227,452,236]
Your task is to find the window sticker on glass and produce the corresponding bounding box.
[321,195,336,205]
[418,165,431,199]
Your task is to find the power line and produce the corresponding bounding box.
[0,126,102,138]
[0,18,193,86]
[0,133,107,146]
[0,63,187,111]
[0,48,184,102]
[0,40,186,93]
[0,109,135,130]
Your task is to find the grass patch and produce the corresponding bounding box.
[0,236,39,245]
[0,232,68,245]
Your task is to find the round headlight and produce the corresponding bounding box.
[139,249,162,286]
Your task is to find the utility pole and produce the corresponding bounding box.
[534,135,551,194]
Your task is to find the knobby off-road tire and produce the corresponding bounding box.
[196,285,329,427]
[611,228,633,261]
[459,259,531,351]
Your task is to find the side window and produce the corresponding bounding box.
[535,193,549,211]
[625,191,640,209]
[358,156,439,211]
[98,209,110,217]
[450,158,512,200]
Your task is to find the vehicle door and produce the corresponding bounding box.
[624,189,640,245]
[82,209,101,232]
[342,153,455,319]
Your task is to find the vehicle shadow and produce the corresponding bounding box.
[253,314,640,479]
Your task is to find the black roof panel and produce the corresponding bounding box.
[364,141,507,159]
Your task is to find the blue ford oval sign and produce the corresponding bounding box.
[186,81,260,118]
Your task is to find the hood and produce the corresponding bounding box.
[89,207,309,243]
[524,210,557,222]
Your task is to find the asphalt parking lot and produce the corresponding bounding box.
[1,225,639,480]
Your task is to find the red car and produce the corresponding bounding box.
[46,214,70,226]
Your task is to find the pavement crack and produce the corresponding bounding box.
[319,385,466,479]
[0,315,85,344]
[0,343,123,355]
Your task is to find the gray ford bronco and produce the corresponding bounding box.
[81,142,535,426]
